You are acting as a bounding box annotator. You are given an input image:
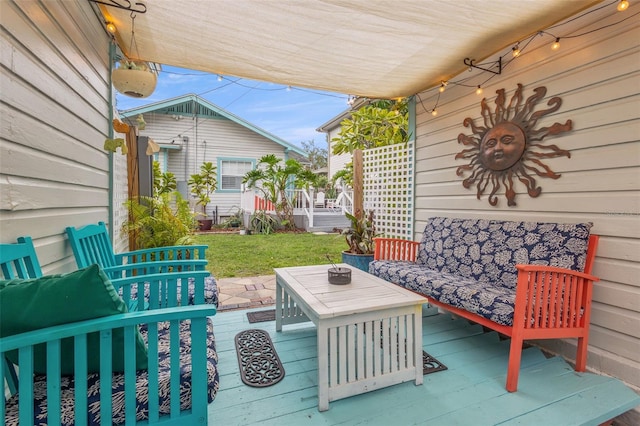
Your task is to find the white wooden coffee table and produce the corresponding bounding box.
[274,264,427,411]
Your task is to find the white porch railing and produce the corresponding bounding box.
[240,187,352,229]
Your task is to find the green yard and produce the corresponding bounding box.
[195,232,346,278]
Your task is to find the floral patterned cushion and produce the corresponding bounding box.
[369,260,516,325]
[369,217,593,326]
[415,217,592,289]
[4,318,219,426]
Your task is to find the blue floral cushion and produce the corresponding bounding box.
[370,260,515,326]
[415,217,592,289]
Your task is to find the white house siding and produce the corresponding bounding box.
[0,0,120,272]
[413,5,640,402]
[329,135,352,183]
[135,113,288,219]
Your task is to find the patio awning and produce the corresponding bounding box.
[96,0,598,99]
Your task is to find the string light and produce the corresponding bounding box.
[286,85,292,91]
[217,75,223,82]
[105,22,117,34]
[421,1,634,118]
[512,43,521,57]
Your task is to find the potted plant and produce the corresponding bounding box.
[222,207,244,229]
[112,60,158,98]
[341,209,377,272]
[188,162,217,231]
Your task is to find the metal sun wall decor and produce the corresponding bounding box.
[455,84,572,207]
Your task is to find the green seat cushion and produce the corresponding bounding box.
[0,264,148,375]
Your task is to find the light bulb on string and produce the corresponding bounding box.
[617,0,629,12]
[476,85,483,95]
[105,22,117,34]
[439,81,447,93]
[286,85,292,92]
[431,108,438,117]
[551,38,561,51]
[512,43,521,57]
[217,75,223,82]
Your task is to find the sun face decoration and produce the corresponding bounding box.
[455,84,572,206]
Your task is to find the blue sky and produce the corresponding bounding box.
[115,65,350,149]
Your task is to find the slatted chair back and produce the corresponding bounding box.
[0,236,43,280]
[0,236,44,396]
[66,221,118,269]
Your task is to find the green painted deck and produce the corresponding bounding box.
[209,308,639,425]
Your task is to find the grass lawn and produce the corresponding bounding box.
[195,232,346,278]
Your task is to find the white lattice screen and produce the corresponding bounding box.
[111,153,130,253]
[363,141,414,239]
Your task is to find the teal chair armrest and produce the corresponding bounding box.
[102,259,208,279]
[114,245,208,265]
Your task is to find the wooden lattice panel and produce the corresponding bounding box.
[363,141,414,239]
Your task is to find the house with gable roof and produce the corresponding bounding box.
[120,94,308,222]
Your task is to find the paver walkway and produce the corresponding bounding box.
[216,275,276,311]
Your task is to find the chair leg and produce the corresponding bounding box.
[506,336,524,392]
[575,335,588,372]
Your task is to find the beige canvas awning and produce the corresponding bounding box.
[97,0,598,99]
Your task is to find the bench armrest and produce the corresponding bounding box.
[114,244,208,265]
[514,264,599,330]
[373,237,420,261]
[103,259,208,279]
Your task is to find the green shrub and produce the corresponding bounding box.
[123,192,197,249]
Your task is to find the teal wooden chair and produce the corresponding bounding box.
[0,236,219,425]
[65,221,208,277]
[0,236,42,396]
[66,222,219,306]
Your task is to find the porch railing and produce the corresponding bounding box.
[240,188,352,229]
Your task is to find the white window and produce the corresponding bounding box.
[221,160,253,190]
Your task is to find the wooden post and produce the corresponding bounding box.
[126,126,139,251]
[353,149,363,219]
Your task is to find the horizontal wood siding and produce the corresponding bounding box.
[0,0,113,272]
[136,114,288,217]
[413,5,639,393]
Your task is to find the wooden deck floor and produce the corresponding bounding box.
[209,308,639,425]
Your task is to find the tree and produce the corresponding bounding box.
[243,154,317,230]
[152,161,177,196]
[188,162,217,218]
[330,99,409,186]
[301,139,328,170]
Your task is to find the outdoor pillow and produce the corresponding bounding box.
[0,264,148,375]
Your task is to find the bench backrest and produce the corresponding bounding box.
[66,221,118,269]
[0,236,43,279]
[416,217,593,289]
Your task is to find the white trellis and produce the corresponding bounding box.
[363,141,414,239]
